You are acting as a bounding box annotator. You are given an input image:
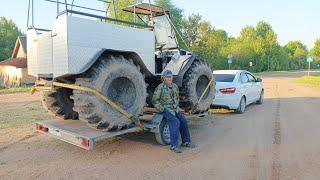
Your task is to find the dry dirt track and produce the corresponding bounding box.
[1,71,320,180]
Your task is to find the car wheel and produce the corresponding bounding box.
[257,90,264,105]
[235,96,246,114]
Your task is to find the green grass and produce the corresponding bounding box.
[295,75,320,88]
[0,102,52,129]
[0,87,31,95]
[254,70,289,76]
[255,70,320,77]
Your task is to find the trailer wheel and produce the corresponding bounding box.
[155,118,171,145]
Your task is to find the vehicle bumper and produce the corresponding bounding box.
[212,95,241,109]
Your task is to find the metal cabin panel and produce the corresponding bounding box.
[27,29,38,77]
[66,16,155,75]
[52,15,69,77]
[29,15,156,78]
[36,32,53,74]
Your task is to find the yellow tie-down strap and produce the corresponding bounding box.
[31,80,140,125]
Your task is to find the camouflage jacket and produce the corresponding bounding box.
[152,82,180,115]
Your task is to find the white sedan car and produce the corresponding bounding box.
[212,70,264,113]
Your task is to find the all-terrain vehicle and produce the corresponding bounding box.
[28,1,215,133]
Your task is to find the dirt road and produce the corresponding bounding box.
[1,72,320,180]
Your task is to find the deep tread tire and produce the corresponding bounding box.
[72,55,147,131]
[181,60,215,113]
[41,88,78,120]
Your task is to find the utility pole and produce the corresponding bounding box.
[307,57,313,77]
[267,55,270,71]
[227,54,232,70]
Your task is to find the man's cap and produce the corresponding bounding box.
[162,69,173,77]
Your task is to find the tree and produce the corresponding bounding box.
[181,13,202,48]
[106,0,143,22]
[256,21,273,39]
[0,17,22,61]
[311,39,320,62]
[284,41,308,69]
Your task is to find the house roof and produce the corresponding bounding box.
[11,36,27,58]
[0,57,27,68]
[19,36,27,54]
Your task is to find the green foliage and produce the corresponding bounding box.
[107,0,141,20]
[181,13,202,47]
[310,39,320,68]
[284,40,308,70]
[180,18,292,72]
[180,16,315,72]
[0,17,22,61]
[311,39,320,60]
[106,0,145,26]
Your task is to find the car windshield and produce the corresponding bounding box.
[214,74,235,82]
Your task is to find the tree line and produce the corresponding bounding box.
[1,0,319,72]
[181,14,320,72]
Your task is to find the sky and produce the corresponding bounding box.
[1,0,319,49]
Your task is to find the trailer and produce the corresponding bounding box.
[36,109,207,151]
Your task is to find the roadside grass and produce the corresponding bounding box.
[254,70,304,76]
[0,87,31,95]
[255,70,320,77]
[295,75,320,89]
[0,102,52,129]
[254,70,290,77]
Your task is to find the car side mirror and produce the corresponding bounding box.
[256,78,262,82]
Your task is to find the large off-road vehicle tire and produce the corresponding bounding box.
[181,60,215,113]
[41,88,79,120]
[72,55,147,131]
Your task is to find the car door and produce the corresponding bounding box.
[239,72,251,103]
[246,73,260,101]
[251,73,263,100]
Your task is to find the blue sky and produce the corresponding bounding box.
[1,0,319,49]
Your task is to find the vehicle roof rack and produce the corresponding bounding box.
[123,3,169,16]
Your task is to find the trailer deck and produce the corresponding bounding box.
[36,120,142,150]
[36,110,208,151]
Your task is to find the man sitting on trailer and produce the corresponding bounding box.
[152,69,195,153]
